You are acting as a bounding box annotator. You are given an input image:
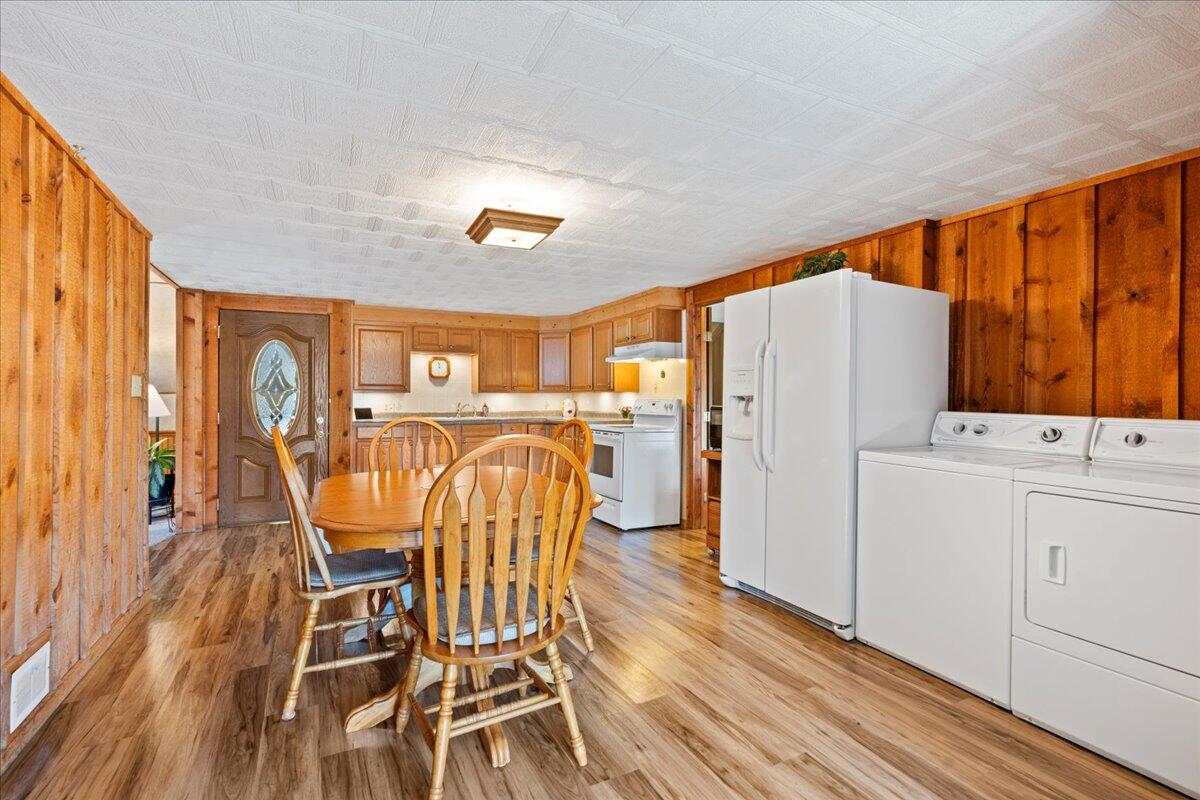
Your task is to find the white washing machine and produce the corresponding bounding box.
[1011,418,1200,798]
[857,412,1096,707]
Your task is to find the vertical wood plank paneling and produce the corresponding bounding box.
[935,221,968,411]
[0,91,24,739]
[841,238,878,276]
[176,289,205,530]
[329,300,352,476]
[1095,164,1182,418]
[80,180,108,654]
[878,225,934,288]
[1180,159,1199,419]
[130,232,148,594]
[20,117,59,656]
[964,207,1026,412]
[1023,188,1095,416]
[103,202,123,631]
[51,159,87,684]
[0,73,151,764]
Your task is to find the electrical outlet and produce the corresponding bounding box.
[9,643,49,732]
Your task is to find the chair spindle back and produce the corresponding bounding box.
[273,426,335,592]
[419,435,592,656]
[368,417,459,472]
[537,418,593,479]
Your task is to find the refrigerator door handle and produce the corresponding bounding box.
[763,340,777,472]
[751,339,766,470]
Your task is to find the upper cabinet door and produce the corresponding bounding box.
[570,327,593,391]
[354,323,410,391]
[446,327,478,353]
[475,329,511,392]
[612,315,633,346]
[539,332,570,392]
[592,321,613,391]
[630,309,655,344]
[511,331,539,392]
[412,325,447,352]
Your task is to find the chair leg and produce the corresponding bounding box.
[389,585,415,644]
[546,642,586,767]
[566,578,595,653]
[395,646,424,732]
[428,664,460,800]
[282,599,320,721]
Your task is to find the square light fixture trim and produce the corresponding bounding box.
[466,207,564,249]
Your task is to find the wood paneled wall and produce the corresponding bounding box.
[684,150,1200,525]
[0,73,151,766]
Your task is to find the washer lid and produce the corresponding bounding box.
[1014,460,1200,505]
[859,445,1081,478]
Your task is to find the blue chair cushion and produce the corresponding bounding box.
[308,549,408,590]
[414,584,547,646]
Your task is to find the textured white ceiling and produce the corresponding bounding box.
[2,1,1197,314]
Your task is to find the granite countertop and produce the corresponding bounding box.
[352,412,626,426]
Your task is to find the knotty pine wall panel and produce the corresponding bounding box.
[963,206,1026,413]
[1094,164,1182,418]
[1023,189,1095,416]
[0,74,151,767]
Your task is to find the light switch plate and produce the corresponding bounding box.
[131,374,142,397]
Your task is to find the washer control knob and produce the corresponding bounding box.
[952,422,967,435]
[972,423,989,436]
[1124,431,1146,447]
[1040,427,1063,443]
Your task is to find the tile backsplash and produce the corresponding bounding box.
[352,354,686,414]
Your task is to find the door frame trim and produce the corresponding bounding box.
[176,291,352,531]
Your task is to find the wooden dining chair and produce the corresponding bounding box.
[369,417,459,471]
[397,435,593,800]
[536,419,596,652]
[272,427,413,721]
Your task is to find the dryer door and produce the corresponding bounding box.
[1022,492,1199,677]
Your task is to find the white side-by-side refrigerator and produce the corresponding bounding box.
[719,269,947,639]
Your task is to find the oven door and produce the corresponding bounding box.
[589,431,623,501]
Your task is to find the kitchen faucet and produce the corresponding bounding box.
[454,402,477,418]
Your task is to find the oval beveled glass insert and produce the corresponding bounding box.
[250,338,299,437]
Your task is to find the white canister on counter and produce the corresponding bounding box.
[561,399,577,419]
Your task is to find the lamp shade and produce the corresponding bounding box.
[147,384,170,419]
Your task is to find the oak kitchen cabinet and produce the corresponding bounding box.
[539,332,570,391]
[570,327,593,391]
[474,329,539,392]
[445,327,478,353]
[611,307,682,346]
[511,331,539,392]
[591,321,613,391]
[475,329,511,392]
[354,323,410,390]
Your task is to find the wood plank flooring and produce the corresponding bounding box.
[1,522,1182,799]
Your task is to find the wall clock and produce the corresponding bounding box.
[428,356,450,379]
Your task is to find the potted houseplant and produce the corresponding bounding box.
[793,249,849,281]
[148,438,175,502]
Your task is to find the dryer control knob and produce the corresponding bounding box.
[1040,427,1063,443]
[972,423,989,436]
[1124,431,1146,447]
[952,422,967,435]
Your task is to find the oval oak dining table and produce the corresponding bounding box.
[309,465,598,768]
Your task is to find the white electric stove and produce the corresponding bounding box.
[589,399,682,530]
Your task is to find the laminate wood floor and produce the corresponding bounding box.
[1,522,1181,799]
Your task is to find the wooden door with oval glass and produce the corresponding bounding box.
[218,310,329,526]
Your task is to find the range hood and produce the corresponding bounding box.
[605,341,684,363]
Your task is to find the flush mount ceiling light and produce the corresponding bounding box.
[465,207,564,250]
